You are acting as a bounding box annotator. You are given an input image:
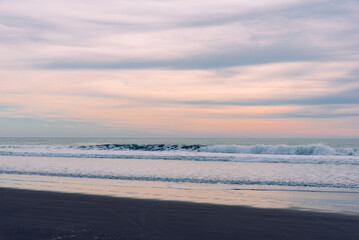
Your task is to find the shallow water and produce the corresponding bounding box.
[1,174,359,215]
[0,137,358,214]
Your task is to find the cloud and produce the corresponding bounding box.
[175,87,359,107]
[0,0,358,136]
[0,61,357,124]
[0,0,358,69]
[39,43,330,70]
[199,105,359,119]
[0,116,153,137]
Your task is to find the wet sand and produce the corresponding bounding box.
[0,187,358,240]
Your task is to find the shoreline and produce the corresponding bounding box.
[2,172,359,214]
[1,187,358,240]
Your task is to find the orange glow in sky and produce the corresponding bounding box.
[0,1,358,137]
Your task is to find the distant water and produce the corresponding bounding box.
[0,137,358,190]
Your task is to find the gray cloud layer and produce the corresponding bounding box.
[175,87,359,107]
[0,0,358,70]
[0,0,358,136]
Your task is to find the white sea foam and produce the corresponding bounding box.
[74,143,359,156]
[3,143,356,155]
[199,144,358,155]
[0,156,358,189]
[0,144,358,165]
[1,142,359,189]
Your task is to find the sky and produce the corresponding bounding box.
[0,0,358,137]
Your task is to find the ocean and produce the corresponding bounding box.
[1,137,359,213]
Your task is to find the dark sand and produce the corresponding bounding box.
[0,187,358,240]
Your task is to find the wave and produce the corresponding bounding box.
[1,156,358,189]
[1,151,359,165]
[75,144,203,151]
[0,144,358,165]
[200,144,359,156]
[1,170,357,189]
[73,143,359,156]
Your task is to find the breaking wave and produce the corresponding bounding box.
[73,143,358,156]
[1,143,359,189]
[0,144,358,165]
[75,144,203,151]
[199,144,359,156]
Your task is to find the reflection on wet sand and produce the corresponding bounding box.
[1,174,358,214]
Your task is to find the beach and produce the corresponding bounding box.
[1,0,358,238]
[1,137,359,239]
[1,187,359,240]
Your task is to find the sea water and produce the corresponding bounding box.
[0,137,358,213]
